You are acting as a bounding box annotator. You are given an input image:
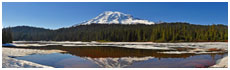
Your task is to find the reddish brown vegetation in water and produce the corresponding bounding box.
[207,48,222,52]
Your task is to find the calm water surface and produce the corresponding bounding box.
[15,46,227,68]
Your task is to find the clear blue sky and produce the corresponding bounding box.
[3,2,228,29]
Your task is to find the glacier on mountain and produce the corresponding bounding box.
[81,11,155,25]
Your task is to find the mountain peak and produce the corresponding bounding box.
[102,11,129,15]
[103,11,122,14]
[81,11,155,25]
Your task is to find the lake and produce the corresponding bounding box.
[13,46,227,68]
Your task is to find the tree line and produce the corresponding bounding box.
[2,27,13,44]
[3,22,228,42]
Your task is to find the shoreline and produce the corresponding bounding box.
[2,47,65,68]
[210,56,228,68]
[3,41,228,54]
[12,40,228,43]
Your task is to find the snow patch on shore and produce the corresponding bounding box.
[158,51,222,54]
[11,41,228,51]
[117,45,174,50]
[211,56,228,68]
[2,47,65,68]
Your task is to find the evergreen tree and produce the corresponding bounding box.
[2,27,13,44]
[6,22,228,42]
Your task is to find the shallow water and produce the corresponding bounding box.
[15,46,227,68]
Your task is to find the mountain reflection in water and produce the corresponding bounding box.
[15,46,226,68]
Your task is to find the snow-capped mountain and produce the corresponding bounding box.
[81,11,155,25]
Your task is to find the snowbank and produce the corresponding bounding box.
[117,45,174,50]
[210,56,228,68]
[11,41,228,51]
[2,47,65,68]
[158,51,223,54]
